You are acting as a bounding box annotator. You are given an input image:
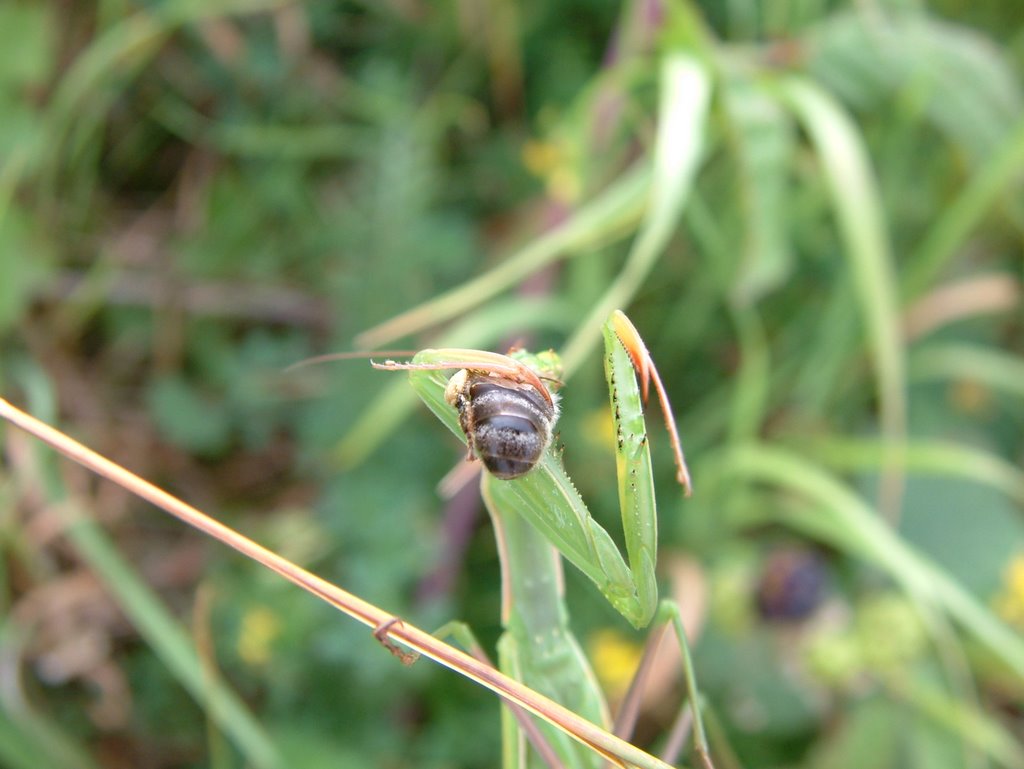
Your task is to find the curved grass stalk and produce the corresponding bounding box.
[0,641,101,769]
[344,54,712,483]
[356,53,712,375]
[803,436,1024,506]
[904,115,1024,299]
[559,54,711,375]
[909,343,1024,400]
[893,678,1024,768]
[780,77,907,523]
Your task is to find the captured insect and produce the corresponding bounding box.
[441,349,560,479]
[372,310,710,769]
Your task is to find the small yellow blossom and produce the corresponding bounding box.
[237,606,281,667]
[521,139,562,177]
[1006,556,1024,595]
[994,554,1024,630]
[588,629,643,700]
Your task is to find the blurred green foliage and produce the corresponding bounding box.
[1,1,1023,768]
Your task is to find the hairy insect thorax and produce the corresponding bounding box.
[444,365,560,480]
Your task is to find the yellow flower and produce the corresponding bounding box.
[1006,556,1024,596]
[994,554,1024,630]
[588,629,643,700]
[237,606,281,667]
[521,139,562,177]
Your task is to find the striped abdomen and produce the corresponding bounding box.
[447,373,558,480]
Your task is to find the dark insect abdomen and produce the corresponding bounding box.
[467,380,554,480]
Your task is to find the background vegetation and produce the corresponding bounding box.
[1,0,1022,767]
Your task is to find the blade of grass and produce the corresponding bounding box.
[903,123,1024,302]
[910,343,1024,400]
[54,503,285,769]
[895,678,1024,769]
[803,436,1024,506]
[722,73,795,305]
[727,306,770,443]
[781,76,906,523]
[560,53,712,374]
[0,634,100,769]
[0,709,71,769]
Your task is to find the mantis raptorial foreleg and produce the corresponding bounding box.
[375,310,711,769]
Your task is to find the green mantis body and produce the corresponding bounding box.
[376,311,705,769]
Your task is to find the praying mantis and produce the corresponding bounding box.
[374,310,712,769]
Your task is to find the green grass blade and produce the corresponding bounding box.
[727,307,770,443]
[805,436,1024,505]
[781,77,906,516]
[909,342,1024,399]
[49,513,284,769]
[560,53,712,374]
[0,658,100,769]
[904,114,1024,297]
[722,73,795,305]
[808,12,1022,162]
[898,680,1024,768]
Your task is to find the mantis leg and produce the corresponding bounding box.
[612,601,713,769]
[657,602,711,769]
